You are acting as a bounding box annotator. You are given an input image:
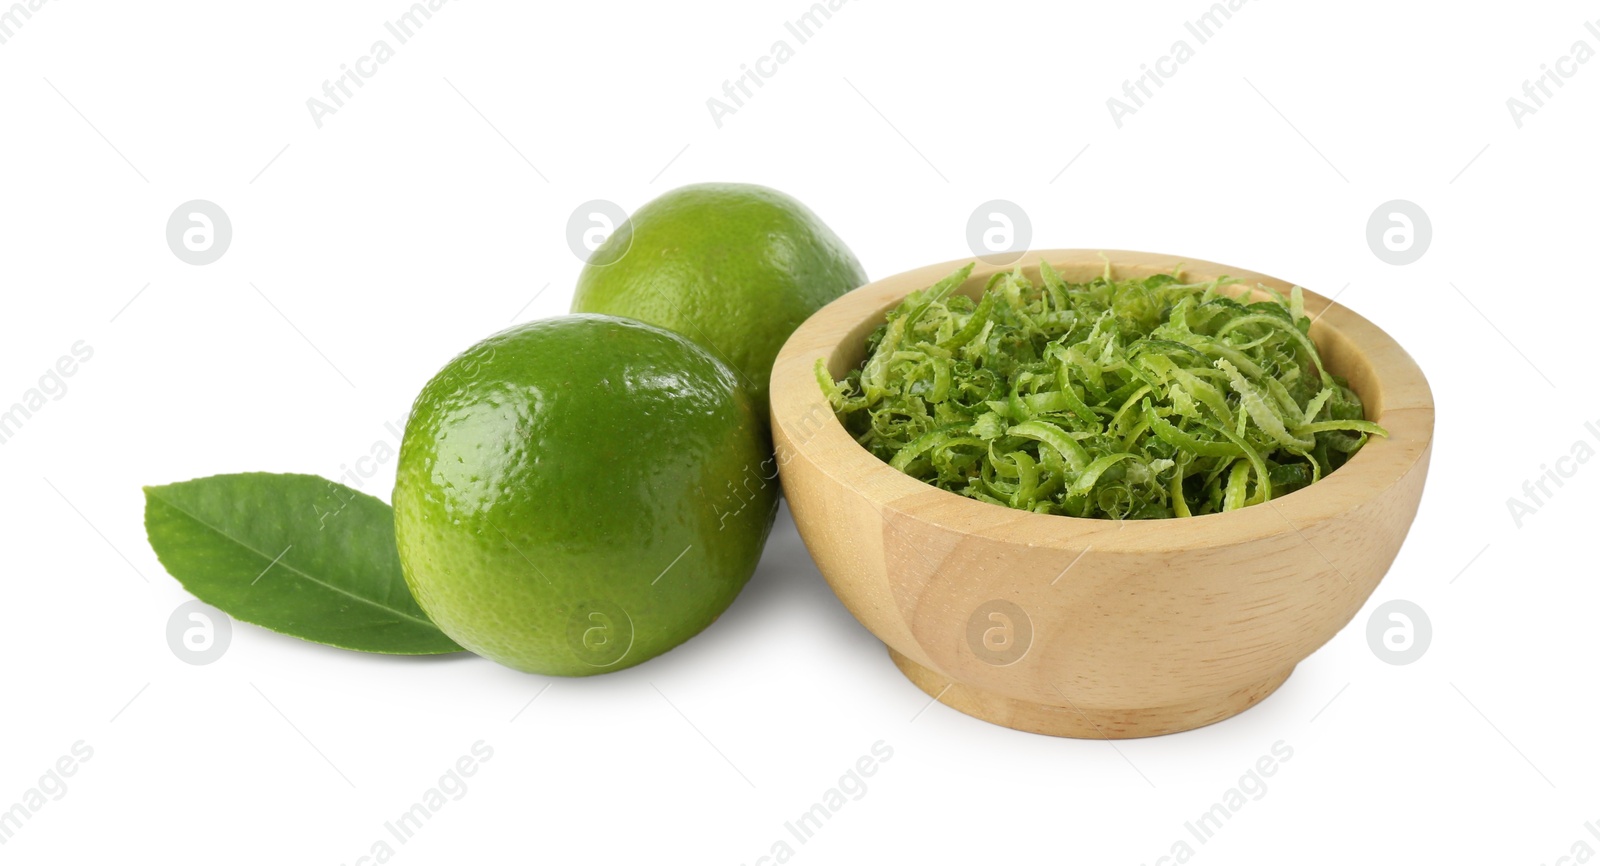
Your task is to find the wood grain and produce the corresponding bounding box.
[769,250,1435,738]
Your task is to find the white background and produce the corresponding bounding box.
[2,0,1596,863]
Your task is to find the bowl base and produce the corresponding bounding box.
[889,648,1294,739]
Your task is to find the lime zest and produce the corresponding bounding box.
[820,262,1387,519]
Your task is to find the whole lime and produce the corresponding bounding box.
[571,182,866,413]
[393,314,778,676]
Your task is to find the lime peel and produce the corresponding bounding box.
[818,262,1387,519]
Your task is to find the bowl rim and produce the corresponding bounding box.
[769,249,1435,554]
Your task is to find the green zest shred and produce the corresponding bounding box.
[817,261,1387,519]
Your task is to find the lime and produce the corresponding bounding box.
[571,182,866,413]
[393,314,778,675]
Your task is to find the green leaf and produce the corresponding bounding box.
[143,473,463,655]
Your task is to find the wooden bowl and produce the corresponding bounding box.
[769,250,1434,738]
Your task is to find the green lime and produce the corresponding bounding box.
[571,182,866,414]
[393,314,778,675]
